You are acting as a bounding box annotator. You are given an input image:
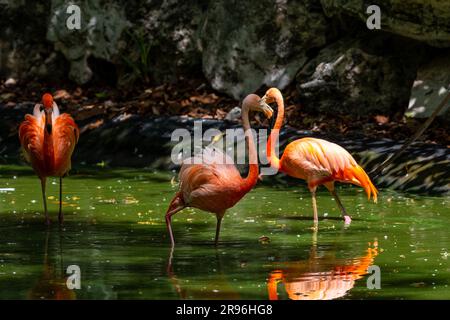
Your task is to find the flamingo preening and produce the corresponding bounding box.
[260,88,377,227]
[19,93,79,225]
[165,94,273,246]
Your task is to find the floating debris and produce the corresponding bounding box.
[137,221,160,225]
[123,196,139,205]
[259,236,270,244]
[410,282,426,287]
[99,198,117,204]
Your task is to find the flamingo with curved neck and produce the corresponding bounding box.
[165,94,273,246]
[260,88,377,228]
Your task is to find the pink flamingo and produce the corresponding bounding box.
[165,94,273,246]
[260,88,377,227]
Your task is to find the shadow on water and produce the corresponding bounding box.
[0,165,173,183]
[167,247,242,300]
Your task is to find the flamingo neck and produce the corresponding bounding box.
[267,93,284,171]
[43,111,54,172]
[241,104,258,192]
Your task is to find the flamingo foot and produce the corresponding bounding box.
[344,215,352,225]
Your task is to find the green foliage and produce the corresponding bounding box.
[95,91,109,99]
[121,29,152,85]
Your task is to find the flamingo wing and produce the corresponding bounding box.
[179,147,240,190]
[178,147,243,211]
[52,113,79,176]
[281,138,377,202]
[18,111,45,176]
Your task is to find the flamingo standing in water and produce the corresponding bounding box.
[259,88,377,227]
[19,93,79,224]
[165,94,273,246]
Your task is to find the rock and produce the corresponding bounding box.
[0,1,66,81]
[296,34,423,116]
[0,93,15,102]
[200,0,328,99]
[104,100,116,108]
[320,0,450,47]
[406,52,450,119]
[225,107,241,121]
[131,0,206,83]
[4,78,16,87]
[46,0,129,84]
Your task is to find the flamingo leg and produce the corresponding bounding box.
[40,178,49,225]
[58,177,63,225]
[214,215,223,246]
[311,188,318,229]
[330,189,351,224]
[165,206,185,247]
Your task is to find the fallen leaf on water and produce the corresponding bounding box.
[137,221,160,225]
[410,282,426,287]
[50,201,70,205]
[99,198,117,204]
[259,236,270,244]
[123,196,139,205]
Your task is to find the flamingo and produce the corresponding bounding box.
[259,88,377,227]
[19,93,79,225]
[165,94,273,246]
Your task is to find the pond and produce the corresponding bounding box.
[0,165,449,300]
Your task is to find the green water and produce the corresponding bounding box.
[0,165,449,300]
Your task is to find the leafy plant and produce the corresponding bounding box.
[121,29,153,85]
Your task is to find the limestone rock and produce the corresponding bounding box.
[133,0,207,83]
[406,52,450,119]
[320,0,450,47]
[46,0,129,84]
[201,0,328,99]
[0,1,66,81]
[296,35,423,115]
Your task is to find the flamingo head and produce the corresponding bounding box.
[260,87,282,105]
[243,94,273,119]
[41,93,56,134]
[42,93,54,110]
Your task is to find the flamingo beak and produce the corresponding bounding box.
[259,96,273,118]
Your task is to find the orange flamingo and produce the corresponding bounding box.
[260,88,377,227]
[165,94,273,246]
[19,93,79,225]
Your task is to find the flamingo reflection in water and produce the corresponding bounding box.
[167,248,240,300]
[267,235,379,300]
[28,229,76,300]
